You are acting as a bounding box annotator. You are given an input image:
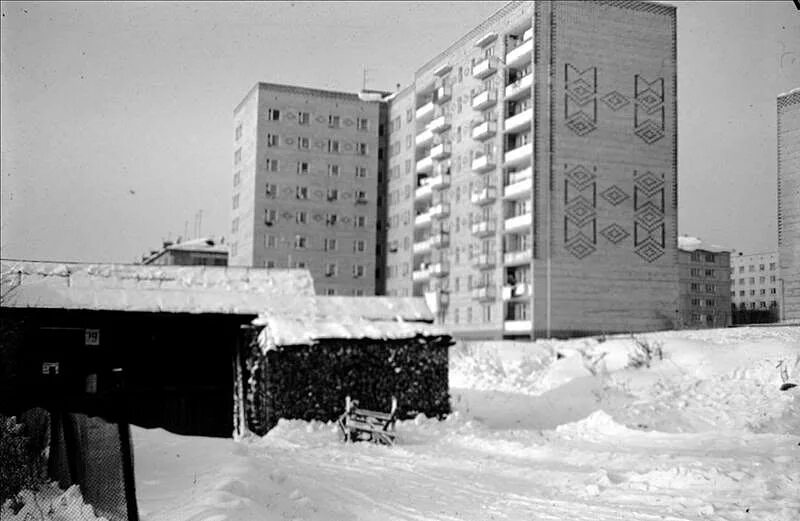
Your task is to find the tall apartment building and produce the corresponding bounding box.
[730,251,781,315]
[229,83,387,296]
[777,88,800,321]
[677,238,730,328]
[384,1,679,338]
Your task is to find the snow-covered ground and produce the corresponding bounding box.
[5,327,799,520]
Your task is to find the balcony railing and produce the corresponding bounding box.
[503,249,532,266]
[471,186,497,205]
[472,56,499,79]
[412,268,431,282]
[505,36,533,69]
[504,319,532,333]
[472,89,498,110]
[414,209,433,227]
[504,143,532,166]
[428,172,451,190]
[502,283,532,300]
[416,155,434,173]
[430,261,449,277]
[415,181,433,200]
[415,101,435,121]
[472,153,496,173]
[430,142,452,160]
[504,171,533,199]
[412,238,433,255]
[435,85,452,104]
[504,212,533,232]
[471,219,496,237]
[415,128,434,147]
[471,286,496,301]
[472,120,497,141]
[427,115,451,134]
[473,253,495,269]
[505,73,533,101]
[504,108,533,133]
[431,232,450,249]
[430,202,450,219]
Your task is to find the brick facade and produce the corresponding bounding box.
[777,89,800,321]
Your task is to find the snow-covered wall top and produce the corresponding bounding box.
[677,236,731,254]
[253,296,444,348]
[0,260,315,315]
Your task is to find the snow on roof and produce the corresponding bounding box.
[1,260,315,315]
[677,236,731,254]
[166,237,228,254]
[252,296,446,347]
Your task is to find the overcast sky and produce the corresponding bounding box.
[1,1,799,263]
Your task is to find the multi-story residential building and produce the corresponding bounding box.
[384,1,679,338]
[229,83,387,296]
[778,88,800,322]
[730,251,781,321]
[677,237,730,328]
[142,237,228,266]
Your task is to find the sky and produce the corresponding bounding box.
[1,1,799,263]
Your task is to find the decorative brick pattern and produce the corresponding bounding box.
[564,64,598,136]
[633,75,665,144]
[633,170,666,262]
[563,164,597,259]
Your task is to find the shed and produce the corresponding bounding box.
[236,296,453,436]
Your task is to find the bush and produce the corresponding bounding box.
[0,415,47,506]
[628,335,664,369]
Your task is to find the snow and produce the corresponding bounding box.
[7,327,799,520]
[1,483,108,521]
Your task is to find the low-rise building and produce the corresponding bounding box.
[142,237,228,266]
[677,236,731,329]
[730,251,780,323]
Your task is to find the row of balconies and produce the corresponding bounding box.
[414,169,532,206]
[468,282,533,302]
[412,231,450,255]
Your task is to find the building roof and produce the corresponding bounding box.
[166,237,228,254]
[1,260,315,315]
[677,236,731,254]
[252,296,446,348]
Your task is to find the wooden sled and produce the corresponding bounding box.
[337,396,398,446]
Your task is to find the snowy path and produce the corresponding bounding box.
[129,327,800,521]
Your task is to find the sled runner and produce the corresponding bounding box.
[337,396,398,446]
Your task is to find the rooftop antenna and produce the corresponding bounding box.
[198,209,203,238]
[184,220,189,241]
[362,66,370,91]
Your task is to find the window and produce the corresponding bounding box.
[691,298,700,306]
[294,260,308,269]
[326,213,338,226]
[690,268,701,277]
[266,158,279,172]
[294,235,308,249]
[234,148,242,164]
[770,262,776,271]
[357,143,369,155]
[759,289,766,295]
[327,188,339,201]
[231,218,239,233]
[739,291,745,297]
[749,277,755,284]
[296,210,307,224]
[354,215,366,228]
[267,134,279,147]
[355,166,367,178]
[353,240,366,253]
[750,289,755,296]
[705,284,716,292]
[235,124,242,140]
[232,194,239,209]
[405,159,412,175]
[297,136,309,149]
[403,237,410,251]
[268,108,280,121]
[265,234,277,248]
[353,264,365,278]
[297,161,309,175]
[749,265,755,272]
[324,238,337,251]
[296,186,308,199]
[325,288,336,296]
[483,305,492,323]
[329,115,340,128]
[233,171,241,187]
[759,276,766,284]
[739,278,745,284]
[357,118,369,131]
[265,260,276,268]
[265,183,277,198]
[264,209,277,225]
[328,164,340,177]
[739,266,744,273]
[770,288,777,294]
[771,275,777,282]
[231,242,238,257]
[691,252,701,262]
[325,263,337,277]
[759,264,765,271]
[406,108,413,122]
[328,140,340,153]
[354,289,364,297]
[690,283,699,291]
[705,269,714,277]
[355,190,367,203]
[406,135,413,149]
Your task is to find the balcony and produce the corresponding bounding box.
[435,85,452,104]
[472,57,499,79]
[473,253,495,269]
[416,101,435,121]
[504,143,533,167]
[472,89,498,110]
[423,289,449,313]
[504,212,533,232]
[472,153,496,173]
[472,120,497,141]
[471,285,496,302]
[430,142,452,160]
[505,73,533,101]
[415,128,434,147]
[504,108,533,133]
[504,167,533,199]
[430,261,449,277]
[504,249,532,266]
[431,232,450,249]
[502,283,532,300]
[430,202,450,220]
[425,172,449,191]
[505,35,534,69]
[471,219,496,237]
[414,209,433,227]
[504,319,532,333]
[471,186,497,205]
[427,115,451,134]
[416,155,434,173]
[415,181,433,200]
[412,268,431,283]
[412,238,433,255]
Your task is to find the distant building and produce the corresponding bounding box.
[677,237,731,329]
[777,88,800,322]
[142,237,228,266]
[730,251,780,323]
[229,83,387,297]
